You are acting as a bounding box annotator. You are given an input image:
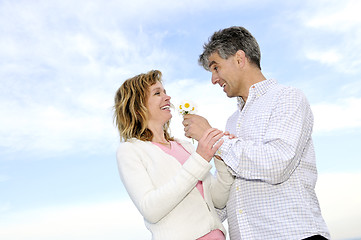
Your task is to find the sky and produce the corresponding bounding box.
[1,0,361,239]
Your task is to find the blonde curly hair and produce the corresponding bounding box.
[113,70,173,142]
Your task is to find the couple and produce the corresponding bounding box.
[113,26,330,240]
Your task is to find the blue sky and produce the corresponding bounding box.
[1,0,361,239]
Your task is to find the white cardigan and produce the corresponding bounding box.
[116,138,234,240]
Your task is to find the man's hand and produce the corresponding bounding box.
[182,114,212,141]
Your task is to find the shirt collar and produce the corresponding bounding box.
[237,96,245,110]
[250,78,277,97]
[236,79,277,110]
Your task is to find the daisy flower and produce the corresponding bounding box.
[179,101,196,115]
[179,100,197,144]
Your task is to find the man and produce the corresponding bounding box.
[183,26,330,240]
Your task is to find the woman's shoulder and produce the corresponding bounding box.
[117,138,150,152]
[173,138,195,152]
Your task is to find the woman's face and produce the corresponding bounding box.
[146,81,172,128]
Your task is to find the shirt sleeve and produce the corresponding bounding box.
[218,87,314,184]
[117,142,212,223]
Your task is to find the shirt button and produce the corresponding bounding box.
[239,209,243,214]
[236,187,240,191]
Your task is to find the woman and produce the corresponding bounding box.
[113,70,234,240]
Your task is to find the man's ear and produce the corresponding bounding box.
[235,50,246,66]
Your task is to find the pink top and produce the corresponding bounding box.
[152,141,225,240]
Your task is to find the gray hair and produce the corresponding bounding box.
[199,26,261,70]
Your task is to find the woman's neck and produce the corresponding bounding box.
[148,125,168,144]
[152,136,169,144]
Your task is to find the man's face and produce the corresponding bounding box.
[208,52,243,98]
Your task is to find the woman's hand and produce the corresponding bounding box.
[196,128,224,162]
[213,132,235,161]
[224,131,237,139]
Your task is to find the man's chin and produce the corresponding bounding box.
[225,92,235,98]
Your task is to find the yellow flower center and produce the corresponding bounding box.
[184,103,190,108]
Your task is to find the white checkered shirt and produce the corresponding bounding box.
[217,79,330,240]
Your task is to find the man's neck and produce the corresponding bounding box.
[241,70,266,102]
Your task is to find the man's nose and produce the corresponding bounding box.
[211,73,219,85]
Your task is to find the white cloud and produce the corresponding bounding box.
[341,81,361,96]
[316,172,361,240]
[305,49,341,65]
[0,94,118,156]
[305,0,361,31]
[0,200,150,240]
[0,0,183,156]
[312,97,361,133]
[288,0,361,74]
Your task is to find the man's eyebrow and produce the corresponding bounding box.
[208,60,216,68]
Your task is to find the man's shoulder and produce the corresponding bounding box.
[270,82,305,97]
